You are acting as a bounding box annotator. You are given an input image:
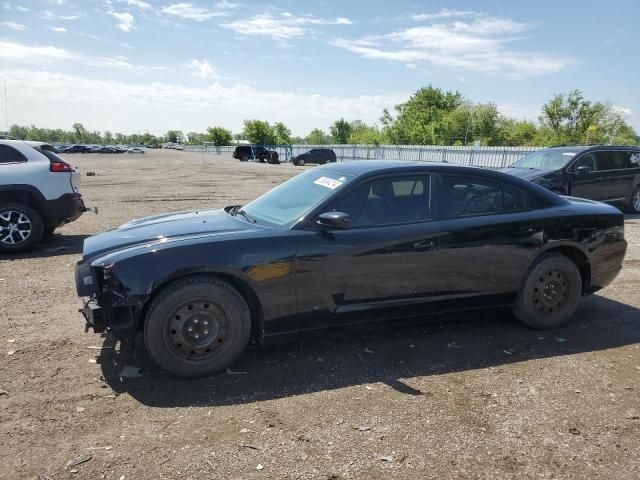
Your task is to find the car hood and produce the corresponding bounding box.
[499,167,550,180]
[82,208,255,261]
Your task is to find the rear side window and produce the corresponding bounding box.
[631,152,640,167]
[441,176,533,218]
[0,144,27,164]
[37,148,66,163]
[595,151,633,170]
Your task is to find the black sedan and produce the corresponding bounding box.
[76,161,627,377]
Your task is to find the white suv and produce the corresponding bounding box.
[0,139,88,253]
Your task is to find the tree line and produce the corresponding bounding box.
[7,87,638,147]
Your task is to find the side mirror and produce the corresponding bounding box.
[576,165,592,175]
[317,211,351,229]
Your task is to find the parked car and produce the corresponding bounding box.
[291,148,337,166]
[0,139,89,252]
[127,147,145,154]
[232,145,279,164]
[66,145,93,154]
[76,161,626,377]
[502,145,640,213]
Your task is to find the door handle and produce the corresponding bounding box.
[518,226,536,235]
[413,240,435,251]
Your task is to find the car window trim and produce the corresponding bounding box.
[299,172,434,231]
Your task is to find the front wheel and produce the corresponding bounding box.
[0,203,44,253]
[513,254,582,329]
[627,186,640,213]
[144,276,251,377]
[297,158,305,166]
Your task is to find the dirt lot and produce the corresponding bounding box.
[1,149,639,479]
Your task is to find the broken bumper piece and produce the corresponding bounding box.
[80,297,106,333]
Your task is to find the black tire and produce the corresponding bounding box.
[144,276,251,377]
[268,153,280,165]
[627,186,640,214]
[241,155,248,161]
[0,203,44,253]
[513,253,582,329]
[298,158,305,166]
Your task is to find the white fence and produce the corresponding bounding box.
[184,144,541,168]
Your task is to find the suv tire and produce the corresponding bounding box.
[144,276,251,377]
[297,158,305,166]
[513,253,582,329]
[0,202,44,253]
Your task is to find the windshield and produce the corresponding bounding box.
[511,149,580,170]
[241,169,354,228]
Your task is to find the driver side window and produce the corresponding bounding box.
[328,175,430,227]
[573,153,595,171]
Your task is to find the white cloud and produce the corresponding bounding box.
[118,0,152,10]
[1,21,28,31]
[612,105,632,116]
[0,67,403,135]
[332,12,573,76]
[17,6,29,11]
[50,26,68,33]
[187,59,217,78]
[41,10,81,20]
[109,11,135,31]
[222,12,353,40]
[160,2,236,21]
[0,41,158,70]
[411,9,476,21]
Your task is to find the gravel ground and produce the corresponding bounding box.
[1,149,639,480]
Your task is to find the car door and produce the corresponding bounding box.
[294,174,441,330]
[569,152,602,200]
[592,150,637,205]
[434,175,543,304]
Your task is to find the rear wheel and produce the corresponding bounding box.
[628,186,640,213]
[0,203,44,253]
[513,254,582,329]
[297,158,305,166]
[144,276,251,377]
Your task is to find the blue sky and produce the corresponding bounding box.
[1,0,638,136]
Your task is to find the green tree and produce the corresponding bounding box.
[307,128,329,144]
[273,122,292,144]
[205,126,233,146]
[165,130,184,143]
[348,120,384,145]
[381,85,464,144]
[330,118,352,143]
[541,90,605,144]
[187,131,204,144]
[242,120,276,144]
[9,124,30,139]
[496,118,538,146]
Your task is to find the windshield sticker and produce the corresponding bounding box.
[562,152,577,156]
[338,176,347,181]
[314,176,343,190]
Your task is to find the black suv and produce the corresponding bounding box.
[291,148,337,166]
[232,145,279,164]
[501,145,640,213]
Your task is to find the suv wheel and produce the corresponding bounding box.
[297,158,305,166]
[628,186,640,214]
[0,203,44,253]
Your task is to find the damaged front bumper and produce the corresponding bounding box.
[75,261,141,338]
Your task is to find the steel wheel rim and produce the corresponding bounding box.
[532,269,569,315]
[633,191,640,211]
[0,210,32,245]
[166,299,230,361]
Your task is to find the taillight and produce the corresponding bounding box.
[50,161,75,172]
